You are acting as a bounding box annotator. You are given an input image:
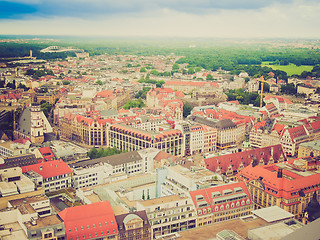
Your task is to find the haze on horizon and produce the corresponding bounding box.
[0,0,320,39]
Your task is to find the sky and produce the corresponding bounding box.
[0,0,319,38]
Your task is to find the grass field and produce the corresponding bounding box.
[261,62,313,76]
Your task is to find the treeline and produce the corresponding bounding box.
[0,42,76,60]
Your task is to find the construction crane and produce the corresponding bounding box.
[257,76,269,108]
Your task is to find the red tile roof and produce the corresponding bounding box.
[189,182,251,215]
[38,147,56,161]
[205,144,286,175]
[237,161,320,200]
[165,81,219,88]
[58,201,118,240]
[21,160,72,179]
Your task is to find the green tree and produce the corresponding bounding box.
[140,67,147,73]
[183,103,193,118]
[62,80,70,85]
[40,101,52,118]
[172,63,179,71]
[95,80,103,85]
[206,74,214,81]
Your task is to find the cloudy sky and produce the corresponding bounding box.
[0,0,319,38]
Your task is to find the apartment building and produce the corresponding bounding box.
[22,160,73,193]
[237,156,320,220]
[109,124,184,156]
[136,194,197,239]
[189,182,253,227]
[190,125,204,155]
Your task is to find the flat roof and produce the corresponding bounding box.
[138,194,188,207]
[248,219,304,240]
[26,215,62,229]
[251,206,294,223]
[179,217,268,240]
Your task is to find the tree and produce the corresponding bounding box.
[140,67,147,73]
[206,74,214,81]
[142,190,145,200]
[17,83,29,91]
[172,63,179,71]
[62,80,70,85]
[183,103,193,118]
[95,80,103,85]
[40,101,52,118]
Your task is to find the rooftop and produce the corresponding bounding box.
[138,194,188,207]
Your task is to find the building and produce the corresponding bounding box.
[250,119,284,148]
[136,194,197,239]
[297,85,316,96]
[58,201,118,240]
[298,140,320,158]
[0,139,31,157]
[202,125,217,153]
[205,144,286,180]
[115,211,151,240]
[237,156,320,220]
[0,167,35,197]
[161,165,222,197]
[22,160,73,193]
[1,153,38,168]
[25,214,66,240]
[248,206,303,240]
[60,113,109,147]
[280,120,320,156]
[9,195,52,219]
[14,103,53,144]
[189,181,253,227]
[109,124,184,156]
[264,95,293,110]
[164,81,220,93]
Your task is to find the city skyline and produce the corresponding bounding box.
[0,0,320,38]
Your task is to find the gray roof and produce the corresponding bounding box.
[100,109,118,118]
[16,107,31,135]
[215,119,236,129]
[71,151,142,168]
[252,206,294,223]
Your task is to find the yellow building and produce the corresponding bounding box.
[298,140,320,158]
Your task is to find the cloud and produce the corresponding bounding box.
[0,0,303,19]
[0,0,319,38]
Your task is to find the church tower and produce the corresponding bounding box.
[30,103,44,143]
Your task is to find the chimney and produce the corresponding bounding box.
[277,168,283,178]
[39,166,43,171]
